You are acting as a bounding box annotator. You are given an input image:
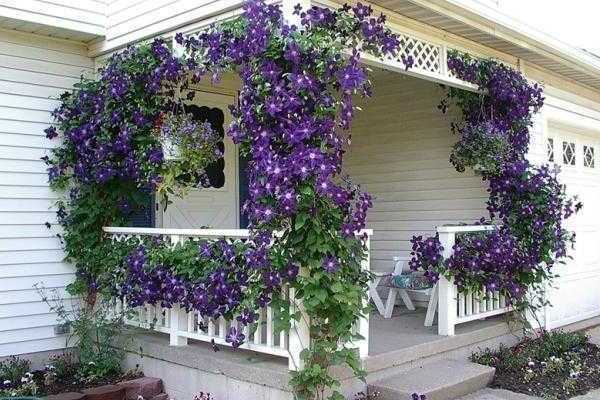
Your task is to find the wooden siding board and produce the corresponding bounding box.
[0,32,84,355]
[346,75,488,272]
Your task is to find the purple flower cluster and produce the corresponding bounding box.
[182,1,403,240]
[117,236,298,326]
[411,53,580,302]
[45,39,191,189]
[409,234,443,283]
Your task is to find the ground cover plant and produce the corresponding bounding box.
[472,330,600,399]
[0,353,141,397]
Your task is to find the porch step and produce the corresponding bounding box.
[368,359,495,400]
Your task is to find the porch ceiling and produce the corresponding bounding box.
[367,0,600,91]
[0,16,101,43]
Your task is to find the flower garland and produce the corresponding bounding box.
[410,52,581,312]
[45,39,221,297]
[47,1,412,399]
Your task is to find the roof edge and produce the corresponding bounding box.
[408,0,600,79]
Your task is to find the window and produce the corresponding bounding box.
[562,141,576,166]
[584,145,595,168]
[185,104,226,188]
[547,138,554,162]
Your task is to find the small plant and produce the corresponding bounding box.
[354,391,380,400]
[0,357,38,397]
[36,285,128,384]
[0,356,30,384]
[154,110,221,199]
[47,352,77,380]
[472,330,600,399]
[449,121,510,174]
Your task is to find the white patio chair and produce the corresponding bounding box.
[368,257,415,318]
[368,256,439,324]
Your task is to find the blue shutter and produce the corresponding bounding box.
[127,188,155,227]
[238,154,250,228]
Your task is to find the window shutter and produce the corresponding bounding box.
[127,188,156,227]
[238,154,250,229]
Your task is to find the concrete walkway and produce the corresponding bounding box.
[586,325,600,346]
[459,387,600,400]
[457,389,541,400]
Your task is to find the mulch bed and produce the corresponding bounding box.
[32,369,143,396]
[472,331,600,399]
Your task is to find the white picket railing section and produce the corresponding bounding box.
[103,226,372,370]
[436,225,513,335]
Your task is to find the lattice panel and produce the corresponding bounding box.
[563,141,576,166]
[584,145,595,168]
[399,33,442,74]
[547,138,555,162]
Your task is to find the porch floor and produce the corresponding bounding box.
[368,306,508,356]
[125,305,514,393]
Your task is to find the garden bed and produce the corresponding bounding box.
[472,330,600,399]
[0,353,166,399]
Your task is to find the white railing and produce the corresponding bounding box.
[103,226,372,369]
[436,225,513,336]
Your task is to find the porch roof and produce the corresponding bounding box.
[360,0,600,91]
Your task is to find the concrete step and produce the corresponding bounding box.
[369,359,495,400]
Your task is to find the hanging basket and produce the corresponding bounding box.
[161,137,180,160]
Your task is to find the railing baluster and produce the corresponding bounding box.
[288,287,310,370]
[493,291,500,309]
[254,308,263,344]
[266,305,274,347]
[479,292,487,313]
[219,317,227,339]
[357,233,371,359]
[208,318,215,336]
[187,311,194,333]
[466,292,473,315]
[499,293,506,308]
[458,293,465,317]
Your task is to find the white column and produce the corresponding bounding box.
[288,287,310,371]
[437,230,456,336]
[169,234,188,346]
[358,232,371,359]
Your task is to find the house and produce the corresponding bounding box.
[0,1,599,399]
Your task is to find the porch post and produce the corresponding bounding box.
[288,287,310,371]
[169,234,188,346]
[357,231,372,359]
[437,230,456,336]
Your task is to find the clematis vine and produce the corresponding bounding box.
[411,52,581,312]
[47,0,416,398]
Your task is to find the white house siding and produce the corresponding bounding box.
[0,0,106,37]
[539,92,600,329]
[0,29,92,356]
[89,0,246,56]
[346,73,489,273]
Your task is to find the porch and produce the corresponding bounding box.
[104,68,517,396]
[119,306,514,400]
[104,226,511,372]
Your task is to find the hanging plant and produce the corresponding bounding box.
[154,110,222,198]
